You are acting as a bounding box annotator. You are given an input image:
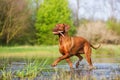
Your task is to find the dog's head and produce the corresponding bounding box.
[53,23,70,35]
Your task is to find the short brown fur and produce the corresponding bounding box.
[52,24,100,69]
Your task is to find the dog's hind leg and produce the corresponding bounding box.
[75,54,83,68]
[84,43,94,70]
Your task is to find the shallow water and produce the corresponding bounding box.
[41,61,120,80]
[0,60,120,80]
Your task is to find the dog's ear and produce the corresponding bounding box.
[64,24,70,32]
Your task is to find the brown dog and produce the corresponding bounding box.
[52,23,100,69]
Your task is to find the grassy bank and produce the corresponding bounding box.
[0,44,120,64]
[0,44,120,58]
[0,45,60,58]
[0,45,120,80]
[92,44,120,58]
[0,44,119,64]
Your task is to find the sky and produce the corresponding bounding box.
[69,0,120,21]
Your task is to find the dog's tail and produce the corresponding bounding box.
[90,44,101,49]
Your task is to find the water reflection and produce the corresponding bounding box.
[0,59,120,80]
[40,62,120,80]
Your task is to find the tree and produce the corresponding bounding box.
[35,0,75,45]
[0,0,32,45]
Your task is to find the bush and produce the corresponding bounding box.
[76,21,120,44]
[106,19,120,35]
[35,0,75,45]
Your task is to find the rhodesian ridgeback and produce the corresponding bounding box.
[52,23,100,69]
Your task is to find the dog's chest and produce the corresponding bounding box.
[59,41,71,54]
[59,45,65,54]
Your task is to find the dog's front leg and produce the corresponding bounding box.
[66,58,73,68]
[51,54,70,67]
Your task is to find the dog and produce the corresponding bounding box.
[51,23,100,69]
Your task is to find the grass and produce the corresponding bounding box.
[0,44,120,80]
[0,45,59,57]
[0,59,49,80]
[0,44,120,59]
[0,44,120,65]
[92,44,120,58]
[0,44,119,64]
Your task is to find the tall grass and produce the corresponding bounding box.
[107,19,120,35]
[0,45,120,80]
[1,62,120,80]
[0,58,49,80]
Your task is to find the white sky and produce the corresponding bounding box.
[69,0,120,21]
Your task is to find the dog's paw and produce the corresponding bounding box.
[51,63,57,67]
[51,64,55,67]
[75,62,79,68]
[88,66,96,70]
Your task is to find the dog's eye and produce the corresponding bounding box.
[59,27,64,30]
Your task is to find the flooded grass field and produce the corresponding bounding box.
[0,60,120,80]
[0,45,120,80]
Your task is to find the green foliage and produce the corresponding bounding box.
[35,0,75,45]
[106,19,120,35]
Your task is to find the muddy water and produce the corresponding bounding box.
[1,60,120,80]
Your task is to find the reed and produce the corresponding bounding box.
[0,45,120,80]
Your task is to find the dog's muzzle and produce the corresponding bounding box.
[53,31,65,37]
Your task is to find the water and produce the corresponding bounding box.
[1,60,120,80]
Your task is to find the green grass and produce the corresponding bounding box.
[0,45,60,58]
[0,44,120,58]
[0,44,120,80]
[92,44,120,58]
[1,59,49,80]
[0,44,120,62]
[0,44,119,67]
[0,45,59,53]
